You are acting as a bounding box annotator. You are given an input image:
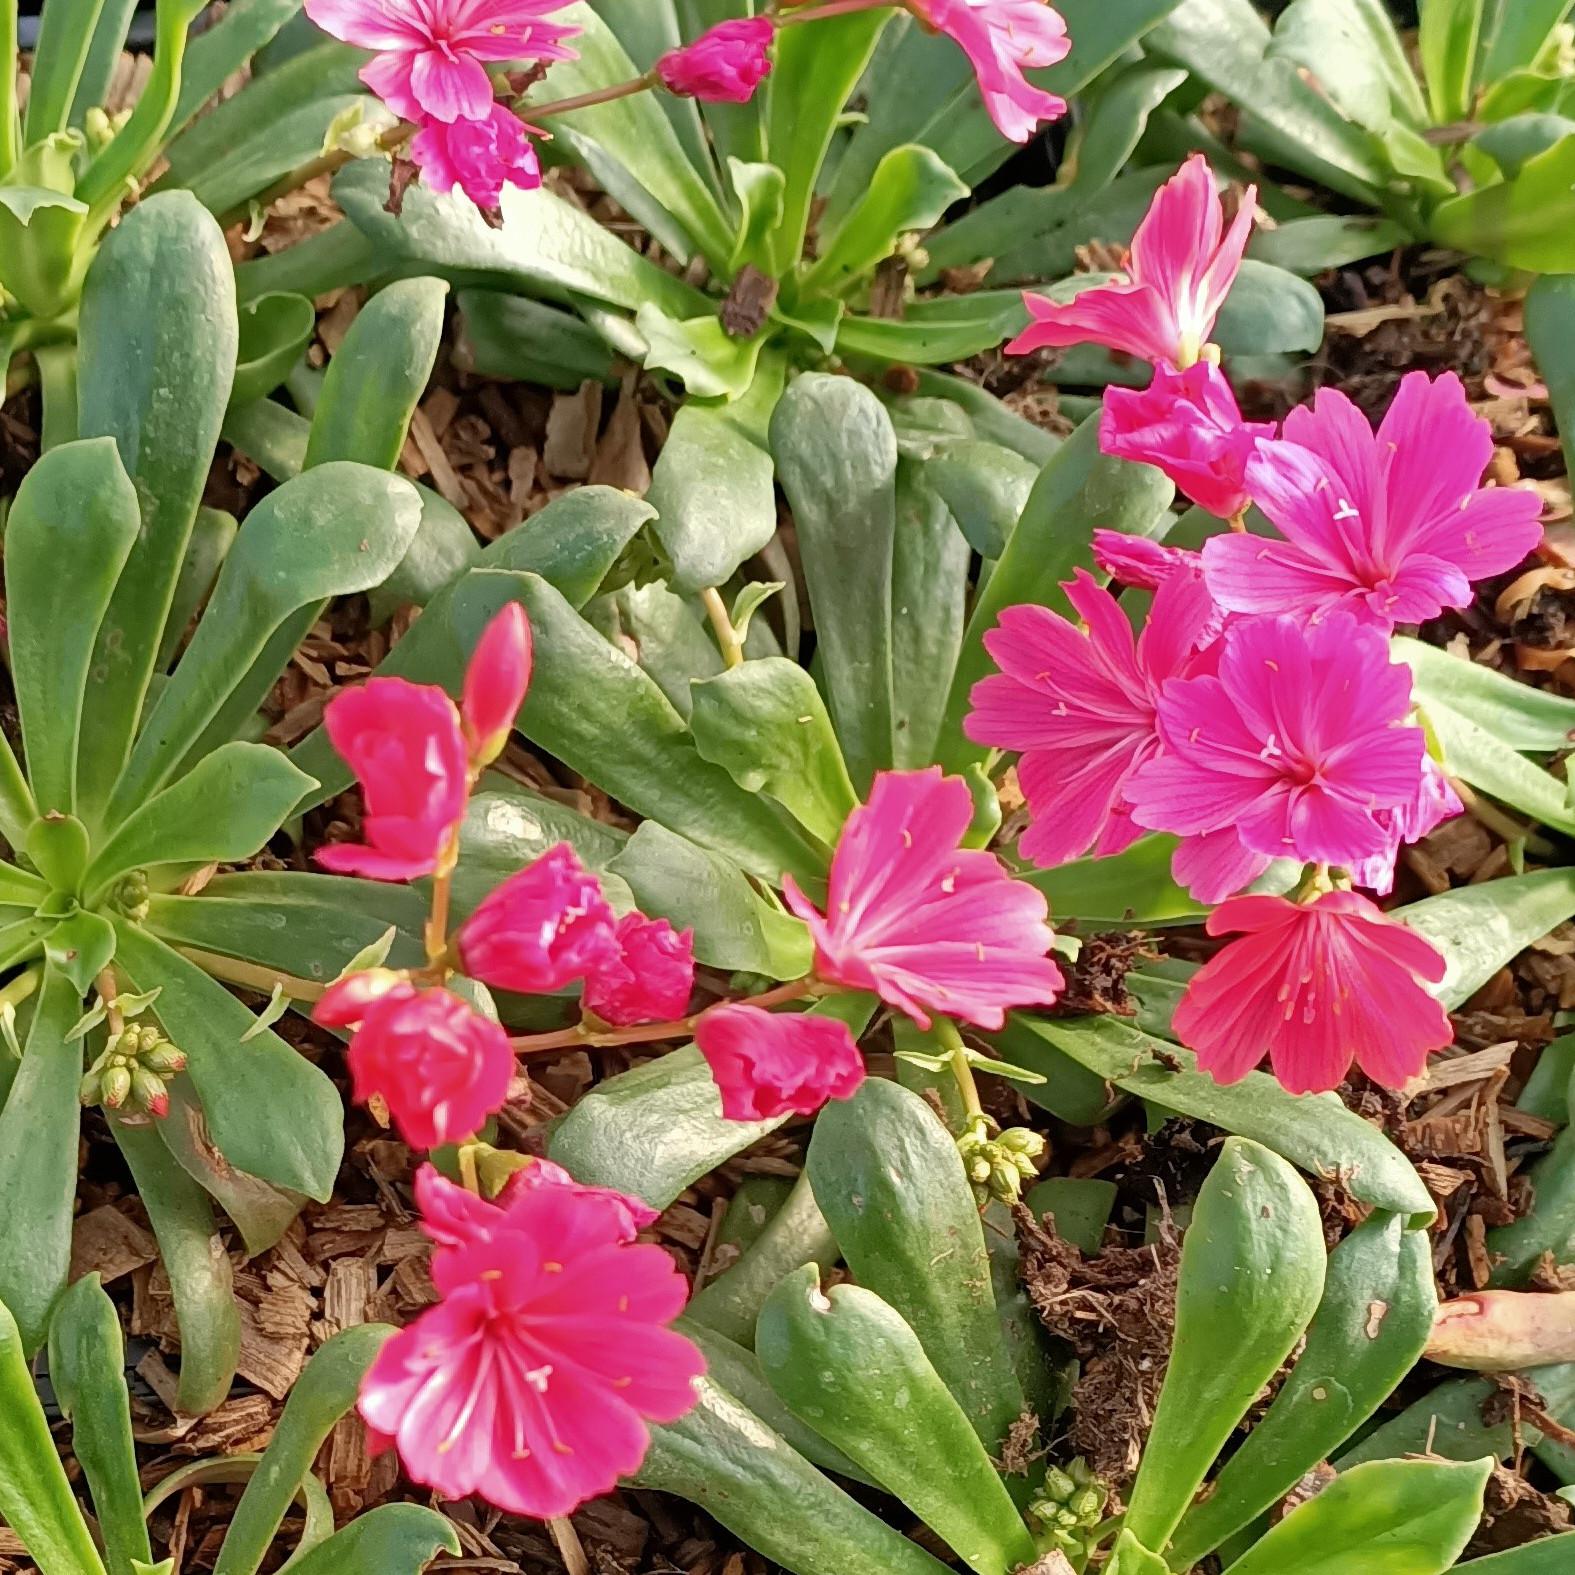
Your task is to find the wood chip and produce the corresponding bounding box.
[70,1205,158,1285]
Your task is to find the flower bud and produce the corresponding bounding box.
[461,603,532,768]
[998,1126,1047,1158]
[130,1067,169,1119]
[142,1044,188,1075]
[102,1064,132,1109]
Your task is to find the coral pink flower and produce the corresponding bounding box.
[316,678,468,881]
[462,603,532,767]
[497,1157,660,1238]
[781,769,1063,1030]
[305,0,578,123]
[415,1159,658,1251]
[908,0,1071,142]
[965,569,1219,868]
[1100,361,1274,519]
[411,104,543,209]
[1349,756,1463,896]
[1009,155,1255,367]
[360,1165,703,1519]
[695,1003,866,1121]
[657,17,774,103]
[583,913,695,1027]
[456,845,617,994]
[1205,373,1543,630]
[1125,611,1426,867]
[316,976,513,1149]
[1173,890,1452,1093]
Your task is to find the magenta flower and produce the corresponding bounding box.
[1100,360,1274,519]
[1125,612,1426,868]
[657,17,774,104]
[1349,755,1463,896]
[316,677,468,882]
[417,1159,659,1252]
[1009,154,1255,368]
[782,768,1063,1030]
[695,1003,866,1121]
[583,913,695,1027]
[1092,529,1204,592]
[1207,373,1543,630]
[497,1156,660,1239]
[965,569,1219,868]
[456,844,617,994]
[305,0,578,123]
[315,974,513,1149]
[907,0,1070,142]
[1173,890,1452,1093]
[462,602,532,767]
[411,104,543,209]
[359,1165,703,1519]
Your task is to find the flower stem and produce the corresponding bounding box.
[936,1017,984,1122]
[96,967,125,1036]
[425,860,456,976]
[775,0,886,22]
[174,947,327,1004]
[0,965,40,1018]
[700,587,746,669]
[216,120,416,229]
[511,977,819,1054]
[524,72,658,121]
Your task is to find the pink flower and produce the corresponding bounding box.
[305,0,578,123]
[1009,154,1255,367]
[781,768,1063,1031]
[360,1165,703,1519]
[1125,612,1426,868]
[463,603,532,768]
[316,678,468,882]
[1205,372,1544,630]
[456,845,617,994]
[416,1159,658,1251]
[656,17,773,103]
[695,1003,866,1121]
[411,104,543,209]
[908,0,1071,142]
[316,976,513,1149]
[1349,756,1463,896]
[1092,530,1204,591]
[1100,361,1274,519]
[497,1157,660,1239]
[583,913,695,1027]
[1173,890,1452,1093]
[965,569,1219,867]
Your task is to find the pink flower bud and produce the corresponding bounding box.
[462,603,533,768]
[656,17,774,104]
[583,913,695,1026]
[695,1003,866,1122]
[456,844,617,994]
[315,678,468,882]
[314,980,513,1150]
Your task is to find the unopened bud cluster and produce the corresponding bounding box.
[957,1113,1046,1204]
[1028,1458,1106,1555]
[80,1026,186,1118]
[110,869,150,922]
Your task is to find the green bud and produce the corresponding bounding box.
[968,1155,993,1185]
[138,1025,161,1054]
[79,1070,102,1106]
[1043,1467,1077,1502]
[142,1044,187,1075]
[1071,1486,1104,1523]
[102,1065,132,1109]
[129,1067,168,1117]
[1069,1458,1096,1488]
[989,1158,1024,1201]
[998,1126,1047,1158]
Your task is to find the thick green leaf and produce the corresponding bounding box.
[799,145,967,298]
[26,0,110,140]
[156,508,239,670]
[770,374,897,791]
[647,354,784,595]
[687,1171,836,1348]
[1528,273,1575,484]
[1399,871,1575,1008]
[214,1326,395,1575]
[111,1118,240,1416]
[1270,0,1421,132]
[76,194,238,827]
[938,416,1174,770]
[1421,0,1486,123]
[231,292,315,409]
[690,660,856,846]
[1168,1212,1436,1566]
[1480,0,1573,80]
[835,293,1028,366]
[1398,634,1575,752]
[758,1268,1036,1575]
[636,1377,952,1575]
[551,999,873,1207]
[276,1505,461,1575]
[0,1296,105,1574]
[112,923,343,1200]
[922,441,1041,560]
[105,464,421,825]
[66,0,138,126]
[86,743,314,895]
[1227,1456,1490,1574]
[44,911,116,997]
[4,438,140,815]
[1458,1533,1575,1571]
[1014,1014,1435,1221]
[1125,1139,1326,1553]
[455,289,620,389]
[1250,213,1411,274]
[1215,258,1326,356]
[586,581,724,715]
[1432,133,1575,269]
[605,822,813,979]
[48,1275,152,1575]
[1420,693,1575,832]
[807,1079,1026,1450]
[1025,835,1210,927]
[1067,62,1191,194]
[169,0,307,136]
[0,969,84,1352]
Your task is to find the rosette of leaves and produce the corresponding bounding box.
[0,191,480,1412]
[0,1274,457,1574]
[0,0,388,434]
[981,0,1575,284]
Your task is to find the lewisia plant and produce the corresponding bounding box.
[973,151,1545,1096]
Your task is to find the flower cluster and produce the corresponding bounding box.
[313,602,694,1151]
[979,153,1545,1095]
